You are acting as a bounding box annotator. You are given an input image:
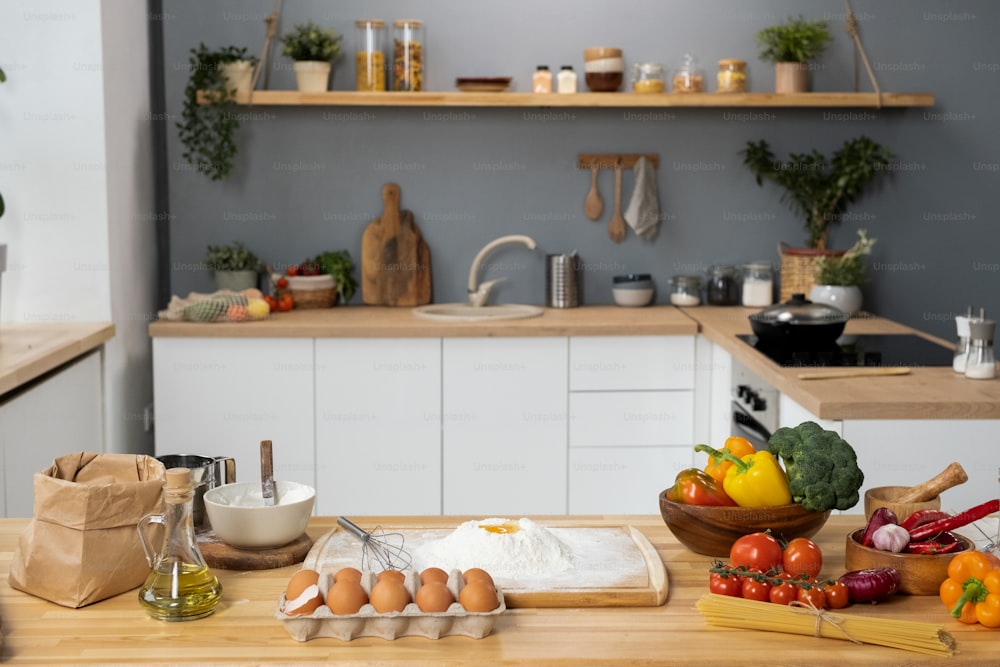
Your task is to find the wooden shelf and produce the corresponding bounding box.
[200,90,934,108]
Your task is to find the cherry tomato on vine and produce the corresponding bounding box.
[709,571,742,597]
[797,583,828,610]
[822,581,850,609]
[730,532,783,572]
[782,537,823,579]
[741,577,772,602]
[769,581,798,605]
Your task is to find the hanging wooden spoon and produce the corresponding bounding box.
[584,164,603,221]
[608,161,626,243]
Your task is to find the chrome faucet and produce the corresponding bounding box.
[467,234,537,307]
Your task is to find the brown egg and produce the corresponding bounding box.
[459,579,499,612]
[326,580,369,615]
[369,579,411,613]
[462,567,495,588]
[334,566,363,584]
[377,569,406,584]
[283,569,324,616]
[420,567,449,585]
[415,581,455,613]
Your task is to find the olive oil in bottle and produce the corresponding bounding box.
[137,468,222,621]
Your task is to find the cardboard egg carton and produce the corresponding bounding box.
[276,568,505,641]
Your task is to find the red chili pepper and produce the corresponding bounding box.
[906,531,962,554]
[908,499,1000,542]
[665,468,737,506]
[900,509,950,532]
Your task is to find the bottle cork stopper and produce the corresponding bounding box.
[165,467,191,489]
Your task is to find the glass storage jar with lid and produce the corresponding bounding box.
[741,261,774,307]
[672,53,703,93]
[355,20,386,91]
[669,275,702,306]
[706,264,739,305]
[716,58,747,93]
[392,19,424,91]
[632,62,666,93]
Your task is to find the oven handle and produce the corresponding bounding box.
[732,401,772,449]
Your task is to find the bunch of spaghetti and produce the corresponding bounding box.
[697,593,955,657]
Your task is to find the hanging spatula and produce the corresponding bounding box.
[260,439,275,506]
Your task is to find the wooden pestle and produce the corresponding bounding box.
[893,462,969,504]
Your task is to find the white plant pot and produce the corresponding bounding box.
[293,61,331,92]
[220,60,255,96]
[809,284,863,314]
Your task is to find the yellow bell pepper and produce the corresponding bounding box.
[702,436,756,483]
[694,445,791,507]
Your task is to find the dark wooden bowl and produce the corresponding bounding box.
[844,529,973,595]
[658,491,832,557]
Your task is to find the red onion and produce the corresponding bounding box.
[838,568,900,604]
[860,507,898,547]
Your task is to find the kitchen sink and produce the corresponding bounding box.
[412,303,544,322]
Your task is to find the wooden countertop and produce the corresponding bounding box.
[0,515,991,665]
[0,322,115,396]
[686,306,1000,420]
[147,305,699,338]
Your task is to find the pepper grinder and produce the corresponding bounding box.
[953,306,972,373]
[964,315,996,380]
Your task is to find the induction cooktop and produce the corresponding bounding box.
[736,333,954,368]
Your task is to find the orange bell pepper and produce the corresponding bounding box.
[702,436,756,483]
[939,550,1000,627]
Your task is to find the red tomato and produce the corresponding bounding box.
[276,277,289,289]
[298,261,321,276]
[277,294,294,312]
[741,577,772,602]
[709,572,742,597]
[797,584,827,610]
[822,581,850,609]
[730,532,784,572]
[263,295,278,312]
[286,265,299,277]
[783,538,823,579]
[769,581,798,605]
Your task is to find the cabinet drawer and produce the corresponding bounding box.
[569,391,694,447]
[568,447,693,514]
[569,336,694,391]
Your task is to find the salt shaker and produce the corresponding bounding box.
[964,317,996,380]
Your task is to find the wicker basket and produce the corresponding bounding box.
[285,275,338,309]
[778,243,845,303]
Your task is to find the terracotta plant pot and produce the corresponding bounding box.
[775,62,809,93]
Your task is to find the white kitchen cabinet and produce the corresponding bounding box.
[314,338,441,515]
[442,337,568,515]
[567,335,696,514]
[0,350,104,517]
[152,338,315,490]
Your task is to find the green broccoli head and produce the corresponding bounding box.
[767,421,864,512]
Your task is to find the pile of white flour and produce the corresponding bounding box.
[412,517,573,579]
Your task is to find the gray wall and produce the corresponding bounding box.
[162,0,999,340]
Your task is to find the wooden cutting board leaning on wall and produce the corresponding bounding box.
[361,183,432,306]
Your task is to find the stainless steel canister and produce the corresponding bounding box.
[546,253,581,308]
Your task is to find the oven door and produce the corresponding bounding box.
[731,400,772,450]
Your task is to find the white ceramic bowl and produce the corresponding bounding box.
[204,481,315,549]
[612,286,654,307]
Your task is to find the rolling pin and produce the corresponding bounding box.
[894,462,969,503]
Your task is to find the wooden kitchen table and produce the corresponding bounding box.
[0,515,994,665]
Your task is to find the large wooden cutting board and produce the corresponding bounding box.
[302,523,668,608]
[361,183,432,306]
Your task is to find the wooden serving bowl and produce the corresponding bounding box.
[658,491,831,557]
[864,486,941,523]
[844,529,973,595]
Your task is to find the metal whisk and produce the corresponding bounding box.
[337,516,411,571]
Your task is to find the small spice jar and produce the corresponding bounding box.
[716,58,747,93]
[355,20,386,91]
[672,53,703,93]
[669,275,702,306]
[533,65,553,93]
[741,262,774,307]
[556,65,577,93]
[392,19,424,91]
[706,264,740,305]
[631,62,666,93]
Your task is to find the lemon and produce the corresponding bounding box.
[246,298,270,320]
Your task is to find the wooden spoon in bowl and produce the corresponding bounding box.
[585,164,603,221]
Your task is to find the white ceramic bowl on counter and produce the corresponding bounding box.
[204,480,315,549]
[612,274,655,307]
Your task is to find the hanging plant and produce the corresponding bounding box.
[177,44,257,181]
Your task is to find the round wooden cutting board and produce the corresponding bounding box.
[198,531,313,570]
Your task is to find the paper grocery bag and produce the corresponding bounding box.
[7,452,166,608]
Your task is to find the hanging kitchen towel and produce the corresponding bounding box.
[623,156,661,241]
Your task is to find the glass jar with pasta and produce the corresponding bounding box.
[716,58,747,93]
[392,19,424,91]
[355,20,386,92]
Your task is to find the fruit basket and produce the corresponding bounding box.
[284,275,337,309]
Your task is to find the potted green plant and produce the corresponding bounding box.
[742,135,892,302]
[178,44,257,181]
[205,241,263,292]
[280,21,343,92]
[810,229,876,313]
[756,16,832,93]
